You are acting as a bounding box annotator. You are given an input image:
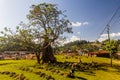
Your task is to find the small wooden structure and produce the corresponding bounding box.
[113,53,120,60]
[0,51,34,60]
[88,50,109,58]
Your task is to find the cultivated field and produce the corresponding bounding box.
[0,55,120,80]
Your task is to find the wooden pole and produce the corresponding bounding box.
[107,24,112,67]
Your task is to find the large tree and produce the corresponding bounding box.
[27,3,72,63]
[0,3,72,64]
[105,39,118,66]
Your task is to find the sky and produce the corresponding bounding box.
[0,0,120,43]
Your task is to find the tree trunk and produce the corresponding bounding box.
[110,54,112,67]
[41,42,56,64]
[35,52,40,64]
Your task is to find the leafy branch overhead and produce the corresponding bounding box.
[27,3,72,44]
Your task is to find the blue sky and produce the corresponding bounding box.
[0,0,120,42]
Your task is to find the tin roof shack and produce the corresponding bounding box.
[3,51,32,60]
[0,54,4,60]
[96,51,109,58]
[88,50,110,58]
[25,53,36,60]
[113,53,120,60]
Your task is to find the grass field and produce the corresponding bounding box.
[0,55,120,80]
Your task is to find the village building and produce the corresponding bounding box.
[0,51,36,60]
[113,53,120,60]
[88,50,109,57]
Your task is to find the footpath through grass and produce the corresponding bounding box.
[0,55,120,80]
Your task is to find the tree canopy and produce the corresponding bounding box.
[105,39,118,54]
[105,39,118,66]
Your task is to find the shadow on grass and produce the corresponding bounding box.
[76,76,87,80]
[110,64,120,74]
[34,61,120,79]
[84,71,96,76]
[112,65,120,71]
[96,63,120,74]
[0,62,17,66]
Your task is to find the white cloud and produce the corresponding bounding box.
[70,36,80,42]
[83,22,89,25]
[71,21,89,27]
[77,32,80,34]
[64,36,80,44]
[71,22,82,27]
[98,32,120,42]
[98,37,108,42]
